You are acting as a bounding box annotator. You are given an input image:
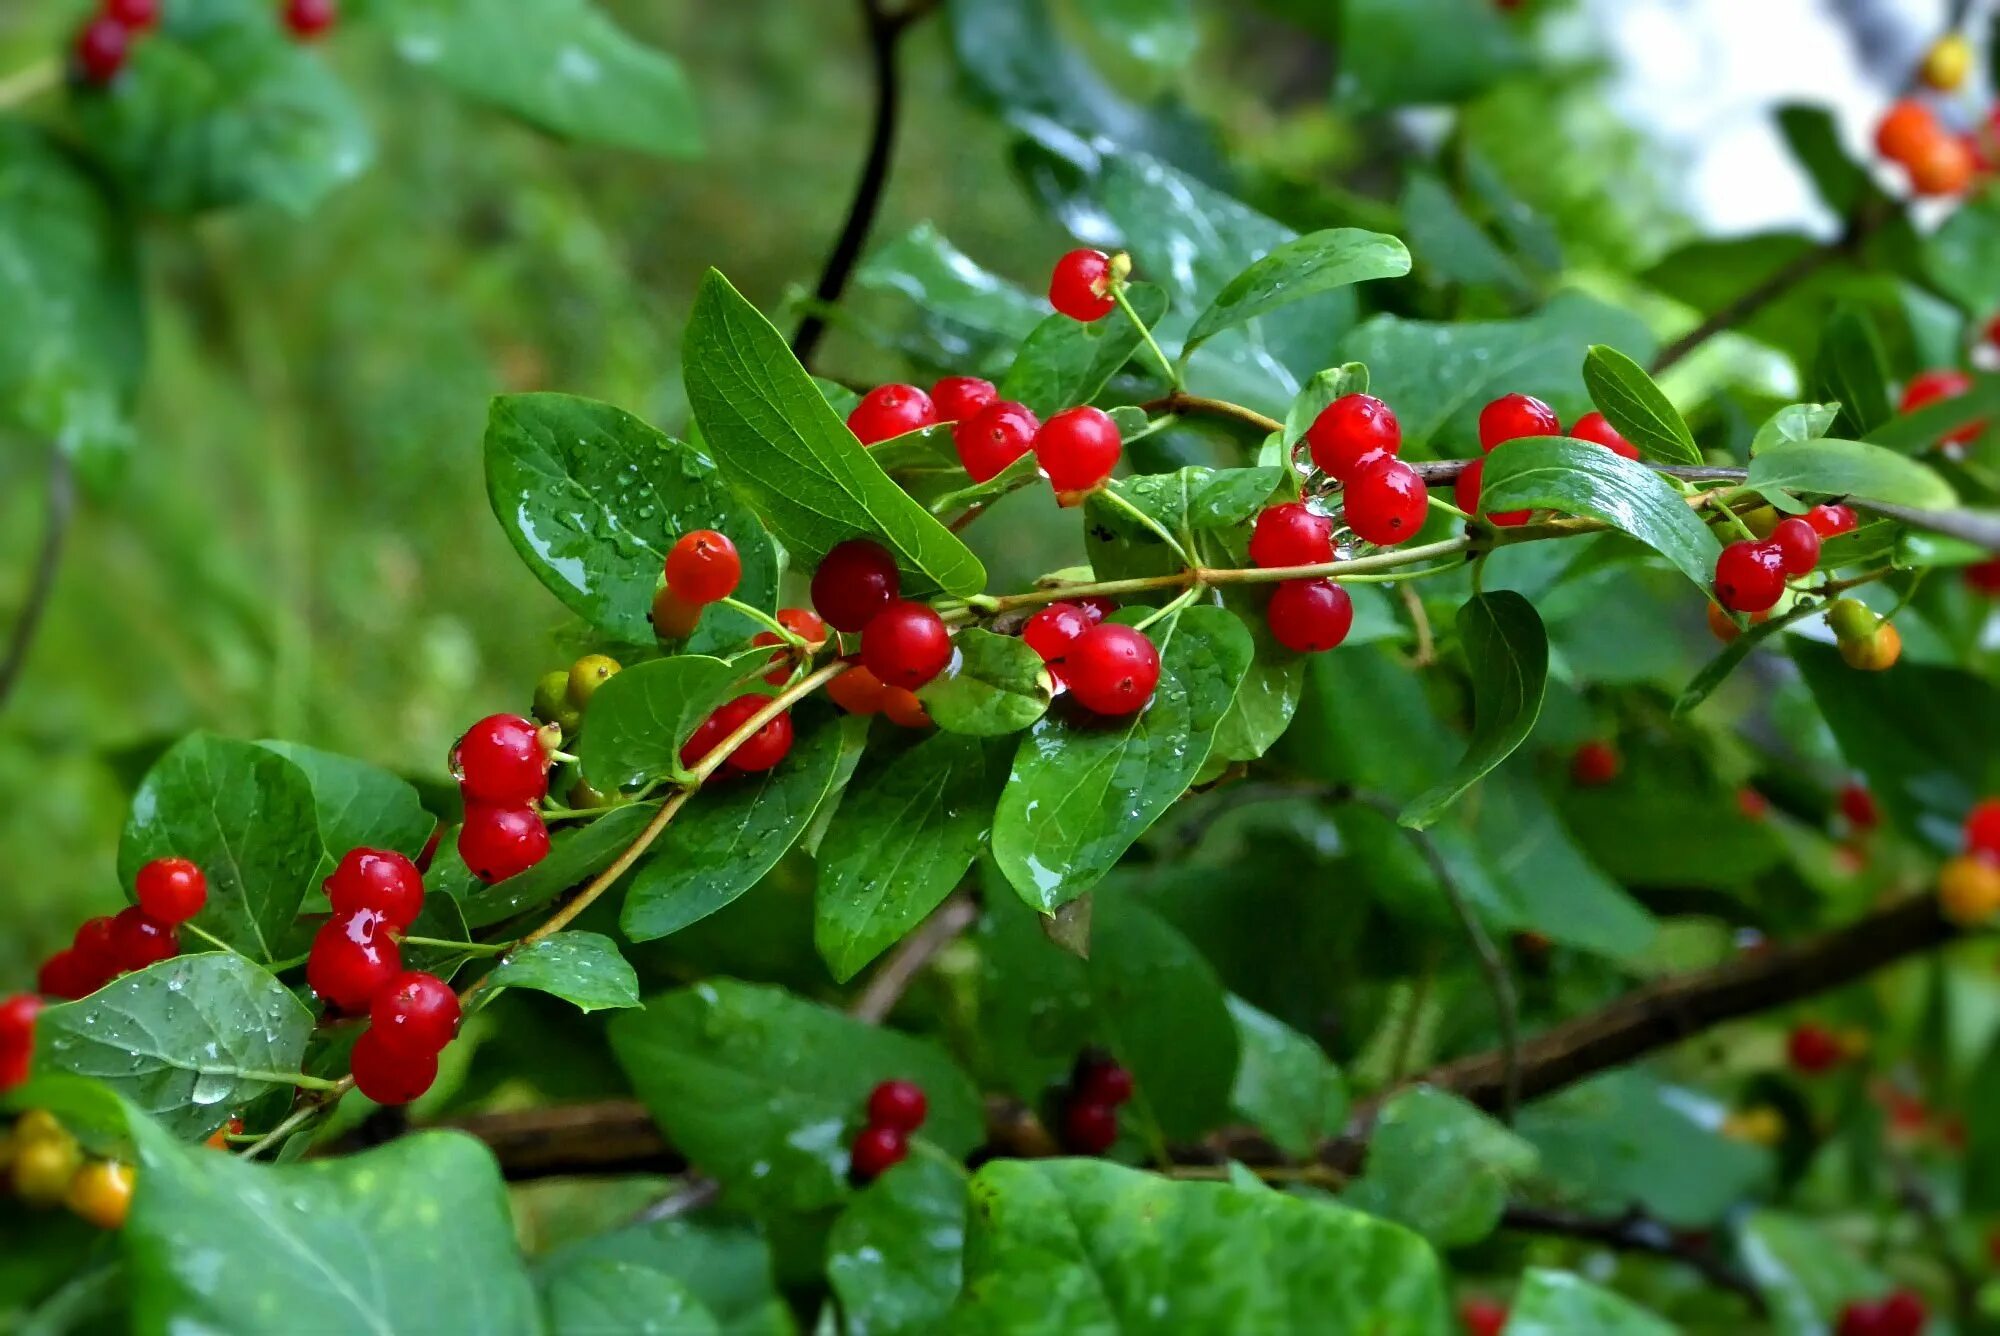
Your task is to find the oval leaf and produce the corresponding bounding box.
[918,630,1053,736]
[1401,591,1548,828]
[485,931,639,1013]
[1748,438,1958,511]
[1184,229,1411,356]
[256,741,435,882]
[998,283,1169,418]
[1581,344,1699,465]
[578,655,745,793]
[826,1156,968,1336]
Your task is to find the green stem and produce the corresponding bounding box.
[1337,564,1460,586]
[399,935,508,956]
[239,1103,322,1161]
[1114,287,1181,389]
[1133,587,1201,630]
[182,922,234,953]
[1426,493,1472,524]
[719,597,797,643]
[1096,486,1193,565]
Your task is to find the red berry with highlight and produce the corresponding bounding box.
[1344,458,1428,546]
[1035,406,1122,493]
[1788,1022,1844,1075]
[307,908,400,1013]
[847,384,937,445]
[326,848,426,928]
[1968,799,2000,857]
[73,916,120,980]
[110,907,178,972]
[812,539,901,633]
[1075,596,1117,623]
[458,804,550,884]
[1306,394,1401,480]
[1479,393,1560,451]
[954,401,1039,483]
[1571,740,1620,786]
[75,18,130,85]
[1805,504,1857,537]
[1064,624,1160,716]
[1569,411,1639,459]
[1267,579,1354,653]
[284,0,338,40]
[866,1079,928,1133]
[719,696,795,773]
[1772,516,1821,576]
[665,529,741,606]
[135,857,207,925]
[1248,502,1334,568]
[350,1027,438,1106]
[850,1124,908,1183]
[862,601,953,690]
[930,376,997,424]
[370,972,461,1057]
[1714,540,1787,613]
[1049,249,1115,321]
[1023,603,1092,664]
[1454,459,1529,527]
[1062,1100,1119,1154]
[1839,782,1880,831]
[453,713,548,805]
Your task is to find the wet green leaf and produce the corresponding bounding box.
[1750,402,1839,455]
[1225,996,1347,1159]
[998,283,1169,417]
[1811,307,1893,437]
[256,741,435,882]
[536,1217,790,1336]
[1505,1270,1675,1336]
[918,630,1053,737]
[1343,1086,1537,1246]
[1184,229,1409,357]
[1581,344,1699,465]
[1401,592,1547,828]
[1281,363,1369,449]
[543,1261,718,1336]
[577,655,744,793]
[1748,439,1957,511]
[826,1155,968,1336]
[487,931,639,1013]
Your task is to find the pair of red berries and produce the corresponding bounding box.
[679,694,796,774]
[0,994,45,1091]
[652,529,743,637]
[808,539,957,691]
[1713,504,1852,615]
[1451,396,1638,527]
[849,378,1125,495]
[1302,394,1431,545]
[845,376,998,446]
[75,0,333,86]
[1570,740,1621,787]
[452,715,553,883]
[1021,602,1162,716]
[849,1079,929,1183]
[35,856,208,1001]
[1835,1290,1927,1336]
[1787,1021,1848,1076]
[1059,1054,1135,1154]
[1246,503,1356,653]
[1899,367,1985,448]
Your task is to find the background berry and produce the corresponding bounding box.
[1478,393,1559,451]
[849,1124,908,1182]
[812,539,901,633]
[110,907,177,972]
[866,1079,928,1132]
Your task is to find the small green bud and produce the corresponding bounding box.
[1826,598,1879,644]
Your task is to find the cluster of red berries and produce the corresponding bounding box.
[453,714,554,883]
[34,857,206,1002]
[847,374,1125,497]
[1456,396,1638,527]
[1786,1021,1851,1076]
[303,848,460,1105]
[1712,504,1854,615]
[1875,96,1984,197]
[1897,367,1986,451]
[0,994,43,1091]
[1057,1054,1134,1154]
[1021,601,1161,715]
[1836,1290,1928,1336]
[651,528,743,638]
[74,0,334,86]
[680,693,796,774]
[848,1079,928,1183]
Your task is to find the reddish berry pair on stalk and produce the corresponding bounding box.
[454,713,555,883]
[849,1079,928,1183]
[34,856,209,1004]
[848,375,1126,496]
[1021,600,1160,715]
[1059,1054,1135,1154]
[75,0,335,87]
[1712,504,1854,615]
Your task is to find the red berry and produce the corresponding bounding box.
[1966,556,2000,596]
[73,915,121,981]
[326,848,426,929]
[1049,249,1115,322]
[664,529,742,606]
[847,384,938,445]
[1075,596,1117,623]
[1022,602,1092,663]
[1074,1058,1134,1108]
[1267,579,1354,653]
[38,950,97,1000]
[1804,504,1858,537]
[110,907,178,973]
[1248,502,1334,569]
[106,0,159,31]
[1713,540,1787,613]
[1568,411,1639,459]
[1458,1297,1509,1336]
[0,994,39,1092]
[1737,787,1771,821]
[369,972,461,1057]
[866,1079,928,1132]
[827,664,895,716]
[680,707,731,769]
[350,1027,437,1106]
[1306,394,1401,480]
[1875,1291,1927,1336]
[861,601,953,690]
[307,908,399,1013]
[717,695,794,773]
[850,1124,909,1183]
[753,607,830,685]
[1453,459,1529,527]
[453,714,549,805]
[284,0,338,40]
[1571,740,1621,786]
[930,376,997,424]
[1839,782,1880,831]
[75,18,130,84]
[1344,458,1429,546]
[1035,406,1122,493]
[1900,368,1981,446]
[1771,516,1822,576]
[1963,799,2000,857]
[1063,624,1160,716]
[1478,393,1560,451]
[135,857,207,925]
[953,401,1039,483]
[457,804,550,884]
[1061,1099,1119,1154]
[1787,1022,1844,1074]
[812,539,901,633]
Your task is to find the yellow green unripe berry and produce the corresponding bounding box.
[533,671,581,736]
[566,655,621,709]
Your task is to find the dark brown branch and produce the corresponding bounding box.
[0,451,74,715]
[443,1100,686,1181]
[1498,1205,1765,1313]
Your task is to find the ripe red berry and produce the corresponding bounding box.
[1075,596,1117,623]
[1899,368,1980,446]
[1248,502,1334,569]
[110,907,178,973]
[861,601,953,690]
[284,0,338,40]
[1344,458,1429,546]
[1873,1291,1928,1336]
[1478,393,1560,451]
[0,994,40,1092]
[1267,579,1354,653]
[75,17,131,84]
[1838,782,1879,831]
[1771,516,1822,576]
[753,607,830,685]
[680,708,730,770]
[369,972,461,1057]
[1022,602,1092,664]
[717,695,795,773]
[1049,249,1115,322]
[1967,556,2000,596]
[307,908,399,1013]
[1061,1099,1119,1154]
[1458,1298,1509,1336]
[1804,504,1857,537]
[664,529,742,606]
[1568,411,1639,459]
[1074,1058,1134,1108]
[453,714,549,805]
[323,849,423,930]
[1714,540,1788,613]
[1967,799,2000,857]
[106,0,160,32]
[954,401,1039,483]
[457,804,550,884]
[849,1124,909,1183]
[1035,406,1122,493]
[135,857,207,925]
[812,538,901,633]
[73,915,121,982]
[1737,787,1771,821]
[930,376,997,424]
[866,1079,928,1133]
[847,384,937,445]
[1571,740,1620,786]
[1305,394,1401,480]
[1453,459,1529,527]
[1063,624,1160,716]
[1787,1022,1845,1075]
[350,1027,438,1106]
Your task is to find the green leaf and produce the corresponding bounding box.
[1088,899,1240,1140]
[1673,601,1817,716]
[1399,172,1530,295]
[1338,0,1527,109]
[124,1118,537,1333]
[256,741,435,881]
[608,980,984,1215]
[1811,307,1893,437]
[855,223,1046,346]
[917,630,1053,737]
[1777,104,1882,217]
[400,891,479,981]
[1206,584,1306,767]
[118,733,323,965]
[1739,1211,1891,1332]
[486,931,639,1013]
[1922,190,2000,314]
[1581,344,1699,465]
[456,800,662,929]
[543,1261,718,1336]
[682,271,984,596]
[998,283,1170,418]
[992,606,1254,910]
[1401,592,1547,828]
[577,655,744,793]
[537,1218,790,1336]
[952,1160,1451,1332]
[73,0,372,214]
[387,0,699,156]
[32,955,312,1141]
[1073,0,1197,72]
[1281,363,1369,449]
[1751,402,1839,455]
[1748,439,1958,511]
[1505,1270,1675,1336]
[826,1155,968,1336]
[1183,229,1410,356]
[1480,437,1724,591]
[484,394,778,651]
[1225,996,1347,1159]
[621,713,850,941]
[1342,1086,1537,1247]
[815,732,1008,982]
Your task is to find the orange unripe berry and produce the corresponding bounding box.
[1909,132,1975,196]
[1940,854,2000,926]
[65,1160,134,1230]
[1875,98,1939,164]
[1838,621,1901,671]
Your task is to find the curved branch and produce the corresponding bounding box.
[0,452,75,715]
[1498,1205,1766,1313]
